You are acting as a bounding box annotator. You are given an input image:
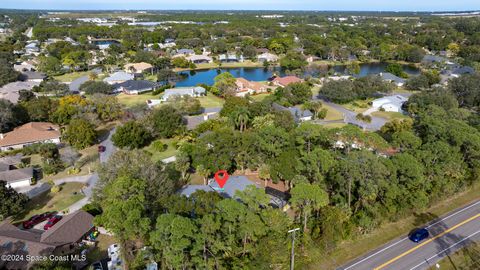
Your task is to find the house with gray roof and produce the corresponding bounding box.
[179,175,259,199]
[20,71,46,83]
[378,72,406,87]
[176,48,195,56]
[0,81,39,104]
[103,71,134,85]
[113,80,158,95]
[273,103,313,123]
[219,54,244,63]
[0,167,34,189]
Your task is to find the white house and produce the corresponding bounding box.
[147,87,206,107]
[103,71,134,85]
[371,95,408,113]
[257,53,278,62]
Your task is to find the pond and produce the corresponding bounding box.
[175,62,420,87]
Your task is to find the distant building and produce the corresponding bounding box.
[219,54,244,63]
[272,103,313,122]
[0,167,34,189]
[272,76,303,87]
[0,122,61,152]
[103,71,134,85]
[378,72,406,87]
[257,52,278,62]
[176,48,195,56]
[124,62,153,74]
[160,86,206,102]
[186,54,213,64]
[113,80,158,95]
[14,61,35,72]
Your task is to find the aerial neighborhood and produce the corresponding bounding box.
[0,6,480,270]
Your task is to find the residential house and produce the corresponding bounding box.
[0,122,61,151]
[272,75,303,87]
[235,78,267,96]
[186,55,213,64]
[371,95,408,113]
[219,54,244,63]
[184,107,221,130]
[20,71,46,83]
[179,175,259,199]
[124,62,154,74]
[0,167,34,188]
[13,61,35,72]
[273,103,313,122]
[25,41,40,55]
[378,72,406,87]
[306,55,321,63]
[161,87,206,101]
[176,48,195,56]
[103,71,134,85]
[113,80,158,95]
[0,81,40,104]
[256,48,270,54]
[257,52,278,62]
[0,210,94,269]
[422,55,450,65]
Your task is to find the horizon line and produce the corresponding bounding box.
[1,8,480,13]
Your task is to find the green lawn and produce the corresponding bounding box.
[249,93,272,102]
[436,242,480,270]
[371,111,411,121]
[322,123,347,129]
[342,98,373,113]
[117,92,158,107]
[304,183,480,269]
[53,71,92,82]
[144,138,178,162]
[196,94,225,108]
[16,182,85,221]
[322,102,344,121]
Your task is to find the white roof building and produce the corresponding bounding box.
[371,95,408,113]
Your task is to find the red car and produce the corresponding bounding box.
[23,211,57,229]
[98,145,106,153]
[44,215,62,230]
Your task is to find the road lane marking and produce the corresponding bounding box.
[340,200,480,270]
[409,229,480,270]
[373,213,480,270]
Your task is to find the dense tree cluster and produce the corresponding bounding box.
[319,75,393,103]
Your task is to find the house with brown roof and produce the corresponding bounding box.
[0,210,94,269]
[124,62,154,74]
[272,76,303,87]
[0,122,61,151]
[235,78,267,97]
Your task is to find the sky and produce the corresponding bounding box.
[1,0,479,11]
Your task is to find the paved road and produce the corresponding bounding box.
[338,199,480,270]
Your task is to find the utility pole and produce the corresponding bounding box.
[288,228,300,270]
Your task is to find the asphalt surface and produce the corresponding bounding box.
[338,199,480,270]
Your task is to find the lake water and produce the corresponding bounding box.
[175,62,420,87]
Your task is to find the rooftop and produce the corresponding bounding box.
[0,122,60,148]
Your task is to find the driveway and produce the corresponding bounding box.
[321,99,388,131]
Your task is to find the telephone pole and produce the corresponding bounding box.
[288,228,300,270]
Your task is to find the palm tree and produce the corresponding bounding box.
[196,164,210,185]
[234,108,250,132]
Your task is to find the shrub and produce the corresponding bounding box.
[51,185,61,193]
[151,140,167,152]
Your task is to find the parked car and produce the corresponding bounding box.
[23,211,57,229]
[409,228,429,243]
[44,215,63,230]
[108,243,120,258]
[98,145,106,153]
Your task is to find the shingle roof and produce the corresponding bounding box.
[20,71,46,80]
[103,71,134,82]
[272,76,303,86]
[40,210,94,245]
[124,62,153,72]
[0,167,33,183]
[178,176,258,199]
[0,122,60,148]
[114,80,158,91]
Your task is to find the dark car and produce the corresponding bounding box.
[23,211,57,229]
[44,215,63,230]
[98,145,106,153]
[409,228,429,243]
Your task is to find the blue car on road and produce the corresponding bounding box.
[409,228,429,243]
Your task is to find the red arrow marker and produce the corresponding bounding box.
[214,170,229,189]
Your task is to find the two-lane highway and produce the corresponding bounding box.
[338,200,480,270]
